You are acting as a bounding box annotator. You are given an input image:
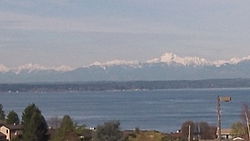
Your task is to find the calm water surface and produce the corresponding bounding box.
[0,88,249,132]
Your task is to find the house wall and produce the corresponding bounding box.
[0,126,10,141]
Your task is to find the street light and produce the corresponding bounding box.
[217,96,232,141]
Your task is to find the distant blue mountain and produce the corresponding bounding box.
[0,52,249,83]
[0,61,249,83]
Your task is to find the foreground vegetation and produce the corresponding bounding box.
[0,103,215,141]
[0,103,250,141]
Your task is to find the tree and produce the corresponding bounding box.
[6,110,19,125]
[11,137,21,141]
[75,125,93,141]
[22,104,48,141]
[60,115,74,133]
[93,121,123,141]
[180,121,216,140]
[239,104,250,140]
[47,117,62,129]
[30,112,49,141]
[231,122,246,138]
[181,121,195,141]
[241,104,250,124]
[50,115,80,141]
[50,115,93,141]
[199,122,216,139]
[0,104,5,121]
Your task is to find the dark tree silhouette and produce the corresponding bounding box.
[94,121,123,141]
[22,104,48,141]
[6,110,19,125]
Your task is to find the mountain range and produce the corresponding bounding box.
[1,52,250,83]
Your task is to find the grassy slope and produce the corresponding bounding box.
[128,131,165,141]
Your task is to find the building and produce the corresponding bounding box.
[0,132,6,141]
[217,128,233,140]
[0,123,23,141]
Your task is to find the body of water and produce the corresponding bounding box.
[0,88,249,132]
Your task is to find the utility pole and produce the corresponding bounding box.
[217,96,231,141]
[217,96,222,141]
[245,112,250,141]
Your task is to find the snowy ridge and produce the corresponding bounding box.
[15,64,49,74]
[214,55,250,67]
[52,65,74,72]
[88,60,139,67]
[1,52,250,73]
[0,64,74,73]
[0,64,9,72]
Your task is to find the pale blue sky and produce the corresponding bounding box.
[1,0,250,67]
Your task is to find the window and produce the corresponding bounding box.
[6,129,8,134]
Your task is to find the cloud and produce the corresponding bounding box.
[0,11,91,32]
[0,11,197,35]
[1,0,73,7]
[47,0,75,6]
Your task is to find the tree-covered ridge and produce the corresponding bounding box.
[0,78,250,92]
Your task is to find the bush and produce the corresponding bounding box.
[93,121,123,141]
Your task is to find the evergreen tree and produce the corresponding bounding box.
[30,112,48,141]
[60,115,74,133]
[6,110,19,125]
[0,104,5,121]
[22,104,48,141]
[50,115,80,141]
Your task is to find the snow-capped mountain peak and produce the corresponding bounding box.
[147,52,210,66]
[52,65,74,72]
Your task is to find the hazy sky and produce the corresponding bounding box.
[1,0,250,67]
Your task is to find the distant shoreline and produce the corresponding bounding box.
[0,78,250,93]
[3,87,250,94]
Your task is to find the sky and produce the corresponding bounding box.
[1,0,250,67]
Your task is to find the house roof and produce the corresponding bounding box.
[3,124,23,130]
[0,120,5,126]
[169,132,183,138]
[216,128,232,135]
[233,137,245,141]
[7,124,23,130]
